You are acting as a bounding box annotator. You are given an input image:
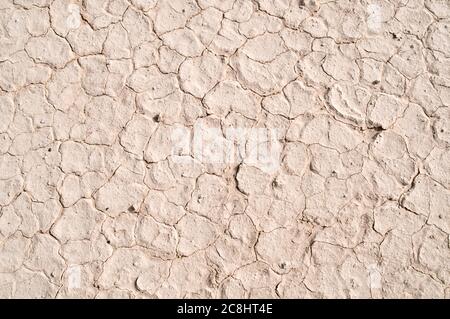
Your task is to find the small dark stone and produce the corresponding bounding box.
[153,114,161,122]
[48,148,52,152]
[372,80,380,85]
[299,0,305,6]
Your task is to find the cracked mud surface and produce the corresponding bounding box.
[0,0,449,299]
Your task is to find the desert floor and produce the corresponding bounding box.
[0,0,449,299]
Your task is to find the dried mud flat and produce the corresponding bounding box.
[0,0,449,299]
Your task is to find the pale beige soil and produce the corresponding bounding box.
[0,0,449,299]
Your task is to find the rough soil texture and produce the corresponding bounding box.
[0,0,449,299]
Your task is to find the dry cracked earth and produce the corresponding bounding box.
[0,0,449,299]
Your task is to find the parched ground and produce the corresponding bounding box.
[0,0,449,299]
